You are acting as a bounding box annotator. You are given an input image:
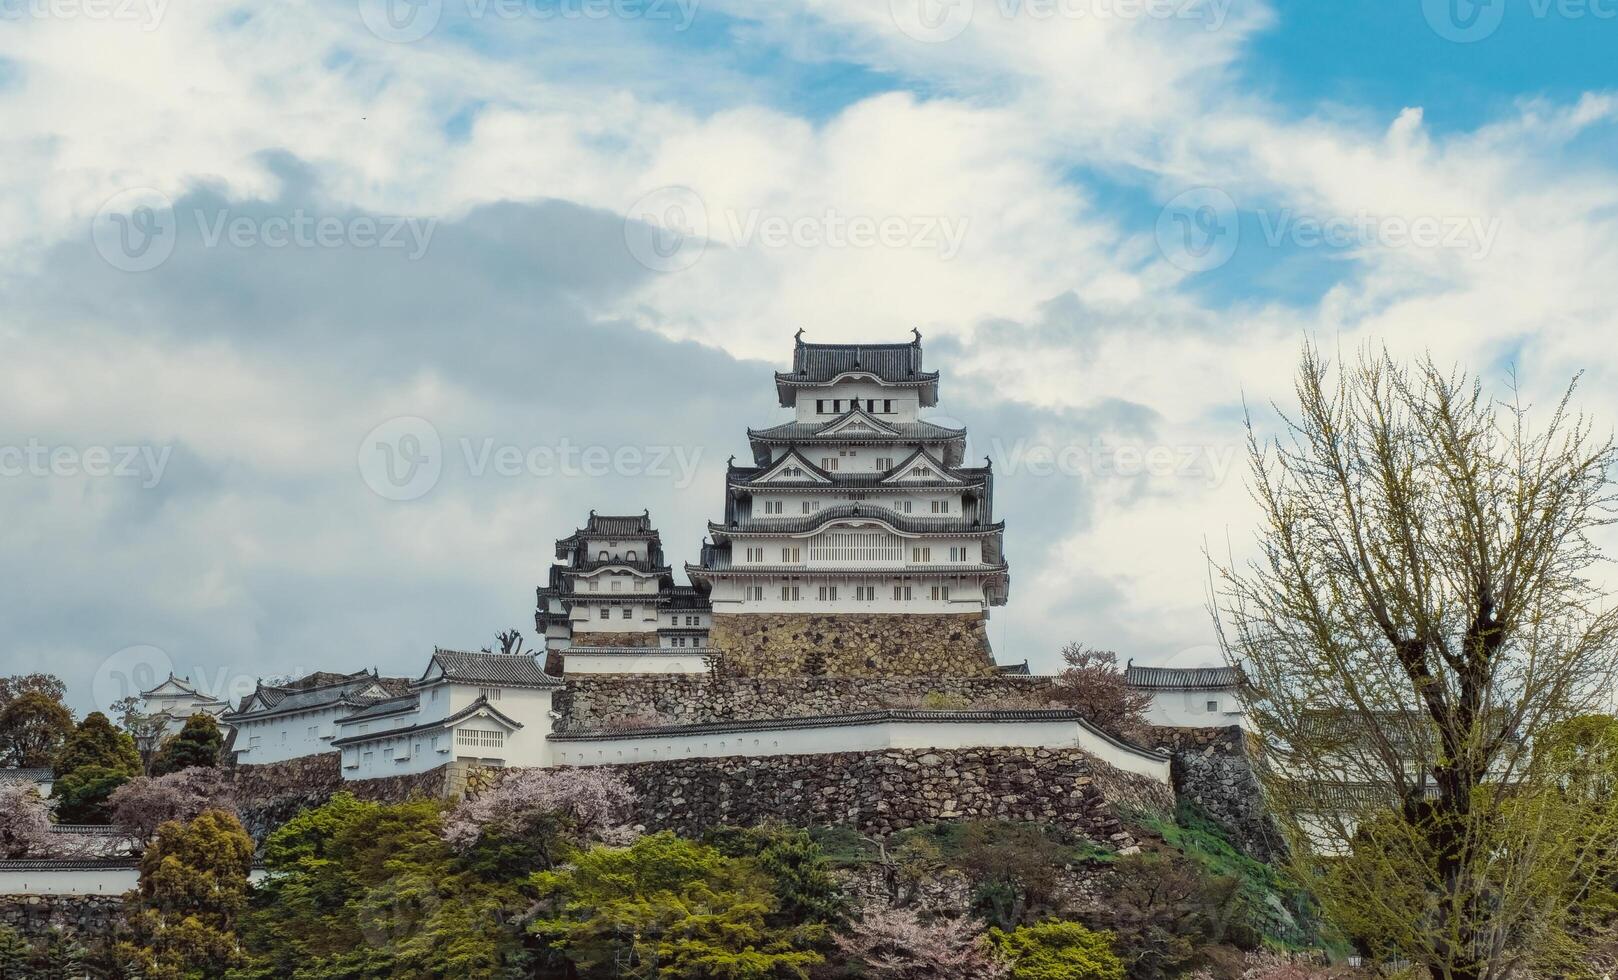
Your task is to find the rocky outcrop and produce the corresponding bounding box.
[556,675,1056,731]
[1147,725,1287,863]
[709,612,997,676]
[601,745,1172,845]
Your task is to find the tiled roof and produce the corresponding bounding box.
[423,649,562,688]
[713,504,1004,536]
[995,661,1031,676]
[554,511,664,557]
[1124,664,1244,690]
[774,333,940,406]
[140,673,226,702]
[690,554,1008,576]
[748,418,965,443]
[226,671,397,720]
[665,587,711,610]
[0,768,51,784]
[339,694,420,723]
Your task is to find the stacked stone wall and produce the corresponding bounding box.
[1145,725,1286,863]
[556,674,1059,730]
[709,612,995,676]
[572,631,660,648]
[0,894,122,939]
[598,745,1172,845]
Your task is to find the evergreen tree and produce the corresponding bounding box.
[0,691,74,768]
[150,714,223,775]
[53,712,142,777]
[51,712,142,824]
[117,809,254,979]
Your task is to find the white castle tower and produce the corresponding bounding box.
[689,330,1010,675]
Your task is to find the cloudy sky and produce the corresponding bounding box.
[3,0,1616,715]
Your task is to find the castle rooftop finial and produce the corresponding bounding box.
[794,327,805,344]
[912,327,922,344]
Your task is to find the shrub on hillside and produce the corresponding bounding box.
[0,784,50,858]
[984,920,1128,980]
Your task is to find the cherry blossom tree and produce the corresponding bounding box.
[831,904,1009,980]
[442,768,636,862]
[109,766,235,846]
[0,784,51,858]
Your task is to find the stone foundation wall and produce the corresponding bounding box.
[572,631,660,648]
[0,894,123,939]
[599,745,1172,845]
[708,612,996,676]
[555,675,1060,730]
[1146,726,1286,863]
[230,753,346,840]
[229,756,469,838]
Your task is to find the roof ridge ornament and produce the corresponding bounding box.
[794,327,805,344]
[912,327,921,344]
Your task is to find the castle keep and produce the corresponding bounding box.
[538,331,1014,678]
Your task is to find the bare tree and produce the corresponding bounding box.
[1212,344,1618,979]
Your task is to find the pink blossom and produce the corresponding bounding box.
[0,784,51,858]
[832,904,1009,980]
[442,767,637,852]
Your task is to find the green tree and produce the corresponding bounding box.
[529,831,825,979]
[984,921,1127,980]
[0,925,33,979]
[51,712,142,823]
[54,711,142,776]
[234,793,531,979]
[117,808,254,980]
[707,824,847,926]
[1214,346,1618,979]
[0,691,73,768]
[151,714,223,775]
[53,765,137,824]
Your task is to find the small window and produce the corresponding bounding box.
[626,550,637,560]
[883,399,893,413]
[816,399,825,413]
[622,607,632,619]
[1207,700,1220,712]
[598,550,607,560]
[599,608,610,619]
[902,501,913,513]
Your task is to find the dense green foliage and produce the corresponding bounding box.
[150,714,223,775]
[530,831,826,979]
[232,793,533,979]
[117,808,255,979]
[50,711,142,822]
[984,921,1128,980]
[0,690,74,769]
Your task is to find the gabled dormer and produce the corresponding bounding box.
[817,408,900,438]
[880,448,964,485]
[752,450,834,485]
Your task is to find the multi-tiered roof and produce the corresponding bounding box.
[690,332,1010,609]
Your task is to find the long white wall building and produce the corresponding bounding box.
[333,649,562,779]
